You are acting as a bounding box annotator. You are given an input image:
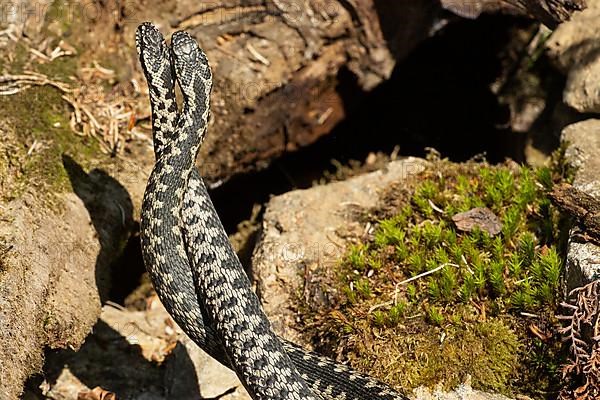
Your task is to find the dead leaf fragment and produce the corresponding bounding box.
[529,323,552,341]
[77,386,117,400]
[452,207,502,236]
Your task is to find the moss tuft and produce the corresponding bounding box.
[300,157,572,397]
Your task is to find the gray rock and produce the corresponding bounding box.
[562,120,600,197]
[561,120,600,290]
[546,0,600,113]
[411,382,522,400]
[0,182,133,399]
[252,157,427,345]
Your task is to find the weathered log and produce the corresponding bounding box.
[549,183,600,244]
[441,0,586,27]
[152,0,441,183]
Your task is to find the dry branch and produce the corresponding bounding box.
[549,183,600,244]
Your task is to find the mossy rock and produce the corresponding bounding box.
[0,85,103,204]
[300,152,573,398]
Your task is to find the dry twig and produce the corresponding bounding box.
[0,59,138,155]
[0,72,71,95]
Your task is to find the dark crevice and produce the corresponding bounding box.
[210,14,566,234]
[108,227,146,305]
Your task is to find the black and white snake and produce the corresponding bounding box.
[137,22,407,400]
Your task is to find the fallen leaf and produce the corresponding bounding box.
[452,207,502,236]
[78,386,117,400]
[529,324,552,341]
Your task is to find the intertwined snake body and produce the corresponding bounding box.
[137,22,407,400]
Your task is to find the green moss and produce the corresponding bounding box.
[0,86,101,203]
[8,43,31,74]
[335,313,521,393]
[426,305,445,326]
[34,53,78,81]
[300,158,571,397]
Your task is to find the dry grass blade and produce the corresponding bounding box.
[1,20,142,156]
[0,72,72,95]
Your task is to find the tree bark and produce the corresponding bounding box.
[158,0,441,183]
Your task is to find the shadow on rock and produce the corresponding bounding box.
[61,155,140,303]
[39,157,210,399]
[39,318,203,399]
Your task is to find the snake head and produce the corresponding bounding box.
[136,22,171,78]
[169,30,212,147]
[171,31,212,100]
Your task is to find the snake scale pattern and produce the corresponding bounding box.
[137,22,408,400]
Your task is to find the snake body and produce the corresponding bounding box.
[137,22,407,400]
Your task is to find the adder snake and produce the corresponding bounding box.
[137,22,407,400]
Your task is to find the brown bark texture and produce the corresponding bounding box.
[163,0,440,183]
[550,183,600,244]
[441,0,586,27]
